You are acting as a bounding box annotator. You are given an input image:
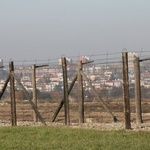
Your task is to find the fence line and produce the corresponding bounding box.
[0,51,150,129]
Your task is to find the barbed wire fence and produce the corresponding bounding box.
[0,51,150,127]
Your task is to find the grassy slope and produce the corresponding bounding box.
[0,126,150,150]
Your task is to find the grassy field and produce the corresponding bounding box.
[0,126,150,150]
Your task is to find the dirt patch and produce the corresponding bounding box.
[0,99,150,130]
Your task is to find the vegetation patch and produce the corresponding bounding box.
[0,126,150,150]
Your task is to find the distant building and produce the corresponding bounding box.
[0,58,3,71]
[78,56,90,63]
[58,57,73,65]
[128,52,138,70]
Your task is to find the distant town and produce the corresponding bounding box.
[0,53,150,99]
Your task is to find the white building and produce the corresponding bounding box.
[128,52,138,70]
[0,58,3,71]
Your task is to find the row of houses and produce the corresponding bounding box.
[0,54,150,92]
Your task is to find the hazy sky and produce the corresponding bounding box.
[0,0,150,61]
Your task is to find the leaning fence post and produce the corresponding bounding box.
[80,70,117,122]
[51,73,77,122]
[13,72,47,126]
[122,52,131,129]
[9,61,17,126]
[78,60,84,124]
[0,74,10,100]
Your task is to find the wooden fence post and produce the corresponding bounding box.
[78,61,84,124]
[32,64,38,122]
[122,52,131,129]
[32,64,48,122]
[134,56,142,127]
[9,61,17,126]
[62,57,70,125]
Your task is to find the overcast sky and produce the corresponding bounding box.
[0,0,150,61]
